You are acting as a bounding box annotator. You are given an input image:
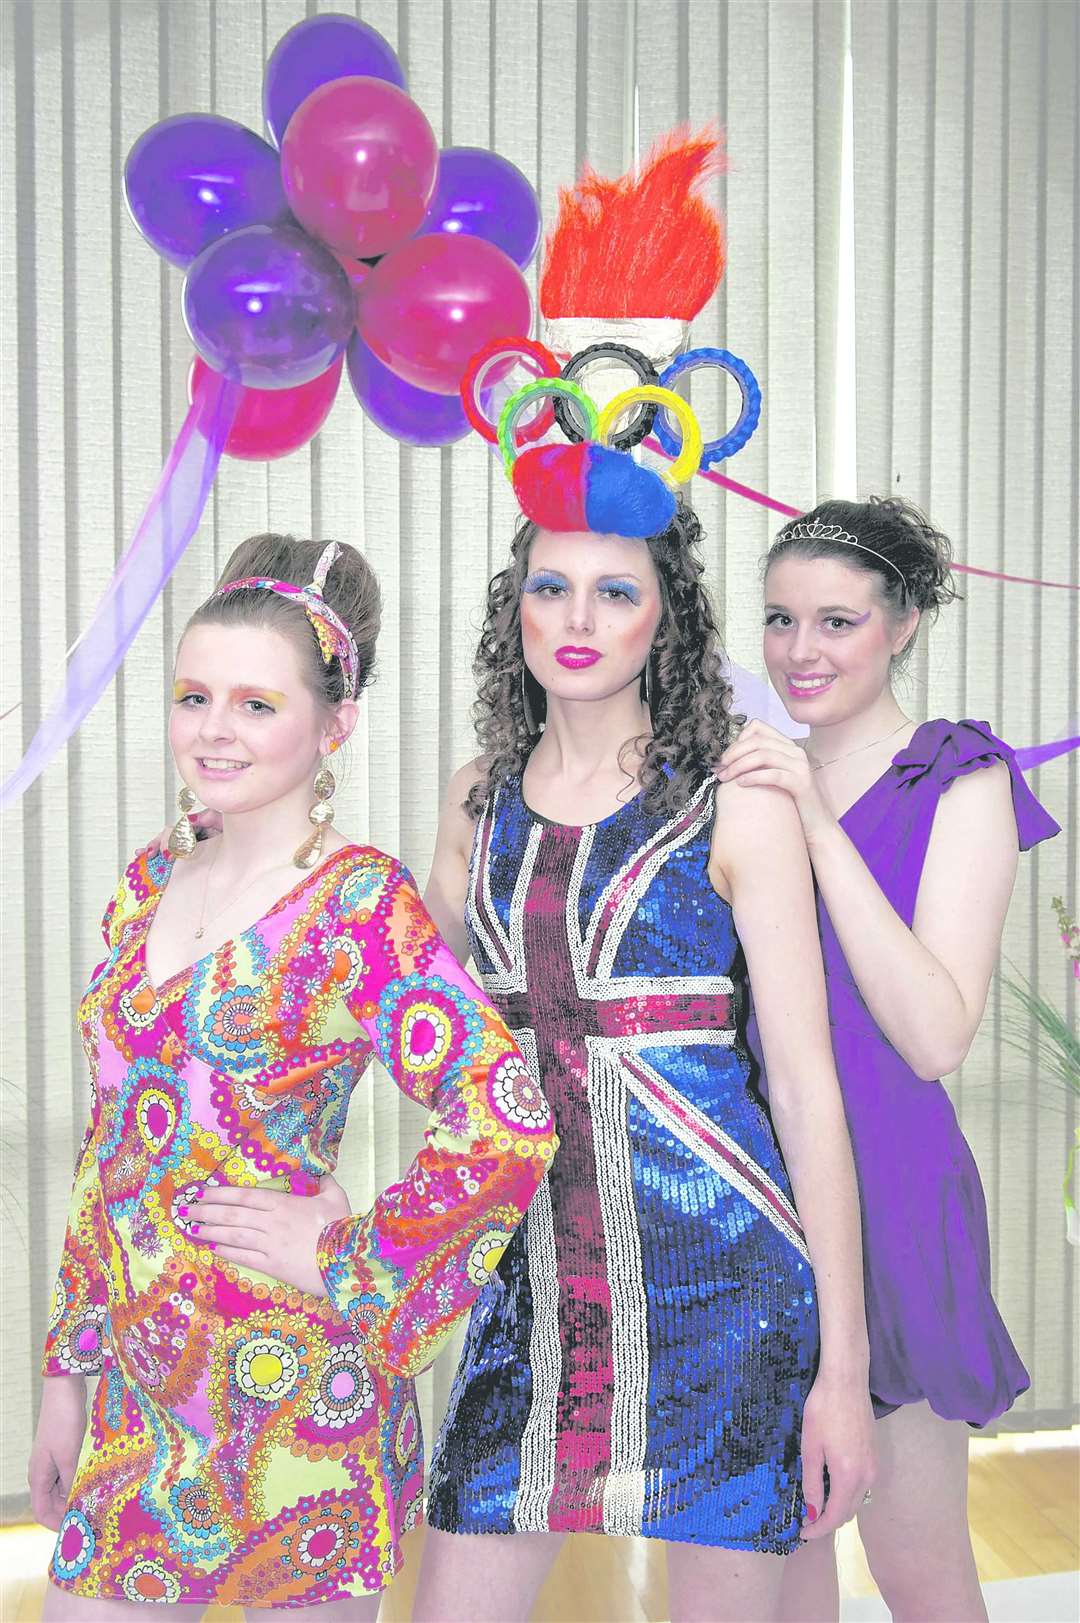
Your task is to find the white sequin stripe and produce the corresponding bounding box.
[581,779,716,985]
[587,1030,734,1057]
[511,1176,561,1531]
[624,1058,811,1264]
[576,973,735,1005]
[506,819,543,984]
[591,1054,649,1536]
[467,795,541,997]
[564,821,597,974]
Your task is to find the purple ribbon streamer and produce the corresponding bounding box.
[1,367,240,809]
[1015,735,1080,771]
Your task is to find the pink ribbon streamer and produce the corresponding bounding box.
[643,437,1080,591]
[1,367,240,808]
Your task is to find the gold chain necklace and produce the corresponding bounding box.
[192,845,289,941]
[807,719,910,773]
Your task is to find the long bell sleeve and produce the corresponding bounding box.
[315,854,556,1378]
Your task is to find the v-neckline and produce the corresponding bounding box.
[834,720,928,825]
[140,843,364,1000]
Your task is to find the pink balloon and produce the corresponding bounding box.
[187,355,342,460]
[281,76,437,260]
[357,236,533,396]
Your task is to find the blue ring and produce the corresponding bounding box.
[654,347,762,468]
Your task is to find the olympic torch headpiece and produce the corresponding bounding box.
[460,130,761,539]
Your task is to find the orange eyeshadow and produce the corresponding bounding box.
[230,687,287,706]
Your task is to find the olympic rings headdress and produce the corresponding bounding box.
[459,335,760,540]
[458,131,762,541]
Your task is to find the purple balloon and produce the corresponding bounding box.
[184,224,355,390]
[124,115,289,269]
[417,147,542,269]
[347,333,469,447]
[264,14,406,149]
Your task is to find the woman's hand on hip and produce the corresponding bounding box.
[798,1369,877,1540]
[184,1174,352,1297]
[717,720,834,840]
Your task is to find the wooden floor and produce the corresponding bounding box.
[3,1433,1076,1622]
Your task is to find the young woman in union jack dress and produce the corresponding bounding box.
[412,360,876,1618]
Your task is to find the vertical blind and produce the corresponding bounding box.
[850,0,1078,1430]
[1,0,1074,1516]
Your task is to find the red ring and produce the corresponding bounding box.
[461,337,561,445]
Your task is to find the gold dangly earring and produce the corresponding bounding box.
[167,786,198,859]
[293,763,336,870]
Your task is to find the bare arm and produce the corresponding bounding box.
[719,724,1020,1080]
[712,780,874,1533]
[803,764,1017,1079]
[422,758,485,966]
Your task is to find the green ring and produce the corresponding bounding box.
[497,378,599,474]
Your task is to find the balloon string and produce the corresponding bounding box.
[643,437,1080,591]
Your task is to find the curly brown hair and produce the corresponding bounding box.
[464,504,737,820]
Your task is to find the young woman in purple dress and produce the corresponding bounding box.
[718,497,1060,1623]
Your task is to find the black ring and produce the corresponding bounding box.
[554,343,660,449]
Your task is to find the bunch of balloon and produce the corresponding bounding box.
[124,12,542,456]
[0,14,546,810]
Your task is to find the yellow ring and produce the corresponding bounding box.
[596,386,703,486]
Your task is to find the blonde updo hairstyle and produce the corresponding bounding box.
[186,533,381,707]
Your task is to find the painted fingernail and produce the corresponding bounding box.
[189,1223,200,1235]
[177,1206,189,1217]
[805,1504,818,1522]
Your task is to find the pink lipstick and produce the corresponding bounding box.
[555,646,601,669]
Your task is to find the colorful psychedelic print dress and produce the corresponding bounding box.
[427,775,819,1554]
[43,844,556,1610]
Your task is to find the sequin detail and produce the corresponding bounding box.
[428,778,818,1553]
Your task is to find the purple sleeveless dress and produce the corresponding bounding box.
[763,718,1059,1427]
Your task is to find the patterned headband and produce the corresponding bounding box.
[777,518,908,592]
[214,541,361,698]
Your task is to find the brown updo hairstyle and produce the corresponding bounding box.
[765,496,960,669]
[465,502,737,820]
[186,534,381,705]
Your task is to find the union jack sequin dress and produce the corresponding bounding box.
[427,775,819,1553]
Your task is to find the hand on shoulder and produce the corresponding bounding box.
[716,719,833,839]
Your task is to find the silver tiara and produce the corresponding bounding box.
[780,518,907,590]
